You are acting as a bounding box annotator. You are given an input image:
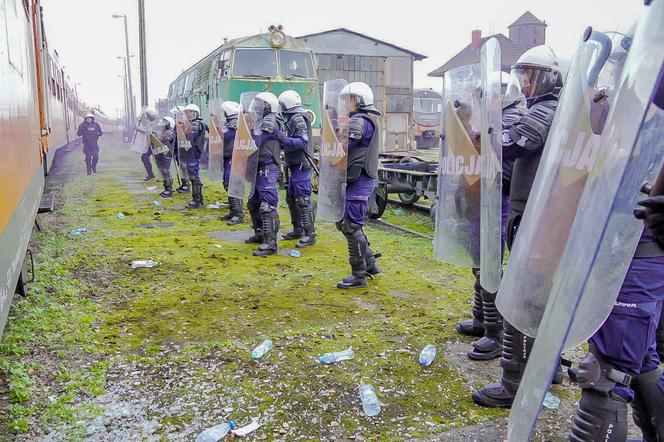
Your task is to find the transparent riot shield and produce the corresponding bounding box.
[507,5,664,440]
[434,64,482,267]
[317,79,349,222]
[228,92,261,200]
[496,31,621,338]
[207,98,225,181]
[149,120,170,156]
[479,38,503,293]
[130,110,150,153]
[175,111,192,152]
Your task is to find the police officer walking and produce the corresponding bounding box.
[335,82,382,289]
[76,112,103,175]
[153,116,176,198]
[220,101,244,225]
[278,90,316,247]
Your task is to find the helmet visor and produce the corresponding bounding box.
[509,66,554,100]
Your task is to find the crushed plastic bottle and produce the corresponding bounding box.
[419,344,437,367]
[542,391,560,409]
[116,212,126,220]
[251,339,273,359]
[152,200,162,207]
[318,348,355,364]
[131,259,158,269]
[195,420,236,442]
[289,249,301,258]
[359,384,381,416]
[231,420,260,437]
[68,227,88,235]
[146,185,157,191]
[206,201,222,209]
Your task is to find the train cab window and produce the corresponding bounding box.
[232,48,277,78]
[218,50,230,78]
[279,50,315,79]
[414,97,442,114]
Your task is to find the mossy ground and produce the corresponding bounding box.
[0,135,587,441]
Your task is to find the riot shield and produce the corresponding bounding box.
[496,30,621,338]
[130,110,150,153]
[228,92,260,200]
[434,64,482,267]
[317,79,349,222]
[175,111,192,152]
[479,38,503,293]
[507,5,664,440]
[149,120,170,157]
[207,98,225,181]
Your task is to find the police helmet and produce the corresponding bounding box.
[221,101,242,118]
[252,92,280,115]
[340,82,380,115]
[278,90,303,114]
[507,45,562,103]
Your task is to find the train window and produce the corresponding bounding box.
[4,0,24,75]
[413,96,442,114]
[279,50,315,79]
[232,48,277,78]
[218,50,230,78]
[386,57,411,88]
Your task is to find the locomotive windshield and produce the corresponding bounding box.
[413,96,442,114]
[233,48,278,77]
[279,50,315,79]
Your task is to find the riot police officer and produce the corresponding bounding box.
[170,106,189,194]
[181,103,207,208]
[335,82,382,289]
[76,112,103,175]
[154,116,176,198]
[277,90,316,248]
[472,45,564,407]
[220,101,244,225]
[244,92,283,257]
[140,108,159,181]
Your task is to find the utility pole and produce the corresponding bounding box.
[138,0,148,107]
[112,14,135,126]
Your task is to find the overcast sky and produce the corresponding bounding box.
[41,0,640,118]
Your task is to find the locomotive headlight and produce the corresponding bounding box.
[270,30,286,48]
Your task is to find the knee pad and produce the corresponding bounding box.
[259,201,276,214]
[570,389,628,442]
[576,344,632,395]
[295,195,311,208]
[340,217,362,235]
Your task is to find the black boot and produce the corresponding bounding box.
[160,178,174,198]
[92,154,98,173]
[472,321,532,407]
[569,390,628,441]
[468,288,502,361]
[456,269,484,337]
[282,193,304,240]
[187,181,203,208]
[253,206,279,257]
[227,198,244,226]
[221,197,234,220]
[631,367,664,442]
[364,239,382,275]
[337,227,369,289]
[176,180,189,194]
[295,196,316,248]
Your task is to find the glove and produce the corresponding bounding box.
[276,129,288,143]
[634,195,664,238]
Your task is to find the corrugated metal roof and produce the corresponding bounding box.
[428,34,530,77]
[508,11,546,28]
[298,28,427,61]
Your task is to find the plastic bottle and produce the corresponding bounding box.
[359,384,381,417]
[116,212,126,220]
[152,200,162,207]
[68,227,88,235]
[318,348,355,364]
[131,259,158,269]
[419,344,437,367]
[195,420,236,442]
[542,391,560,409]
[251,339,273,359]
